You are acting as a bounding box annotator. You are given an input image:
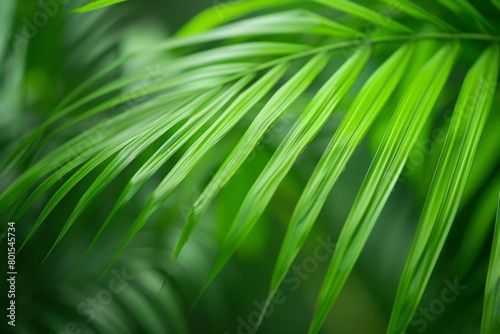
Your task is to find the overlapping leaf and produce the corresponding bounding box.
[41,90,226,260]
[437,0,496,32]
[73,0,126,13]
[194,48,371,306]
[75,75,254,269]
[2,1,500,333]
[267,43,414,313]
[176,0,303,36]
[104,63,290,272]
[313,0,411,33]
[381,0,457,31]
[1,87,210,217]
[19,91,218,252]
[173,52,331,261]
[481,193,500,334]
[308,43,459,334]
[387,43,499,334]
[0,62,254,176]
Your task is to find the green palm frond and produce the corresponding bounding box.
[72,0,127,13]
[2,0,500,333]
[388,42,499,333]
[481,193,500,333]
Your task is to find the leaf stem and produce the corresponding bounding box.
[217,33,500,86]
[263,32,500,66]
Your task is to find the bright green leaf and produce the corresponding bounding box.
[196,48,370,309]
[313,0,412,33]
[387,43,499,333]
[104,63,290,273]
[309,42,459,334]
[481,192,500,334]
[268,43,414,309]
[73,0,126,13]
[173,52,331,261]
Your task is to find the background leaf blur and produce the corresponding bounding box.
[1,1,499,333]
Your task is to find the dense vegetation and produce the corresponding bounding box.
[1,0,499,333]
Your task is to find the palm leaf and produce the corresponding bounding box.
[41,90,224,260]
[3,1,500,333]
[381,0,457,32]
[104,63,290,272]
[193,48,370,307]
[174,52,330,261]
[481,192,500,334]
[387,43,499,333]
[74,75,254,271]
[437,0,496,33]
[176,0,303,36]
[267,43,414,315]
[313,0,411,33]
[72,0,127,13]
[309,42,459,334]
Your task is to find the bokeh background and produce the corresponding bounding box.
[1,1,499,334]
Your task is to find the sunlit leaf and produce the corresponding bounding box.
[309,43,459,334]
[174,52,331,261]
[105,63,290,272]
[268,43,414,312]
[481,192,500,334]
[388,43,499,333]
[73,0,126,13]
[195,48,370,308]
[313,0,412,33]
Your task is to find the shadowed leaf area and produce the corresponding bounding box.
[1,0,499,333]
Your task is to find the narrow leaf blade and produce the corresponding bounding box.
[73,0,126,13]
[270,43,414,300]
[314,0,412,33]
[105,64,290,273]
[73,75,254,271]
[197,48,371,308]
[481,192,500,334]
[176,0,302,36]
[388,44,499,333]
[174,52,331,260]
[309,43,460,334]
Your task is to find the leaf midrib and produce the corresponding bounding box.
[187,32,500,100]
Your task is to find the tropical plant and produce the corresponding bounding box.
[1,0,500,333]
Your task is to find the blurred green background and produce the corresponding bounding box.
[1,1,499,334]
